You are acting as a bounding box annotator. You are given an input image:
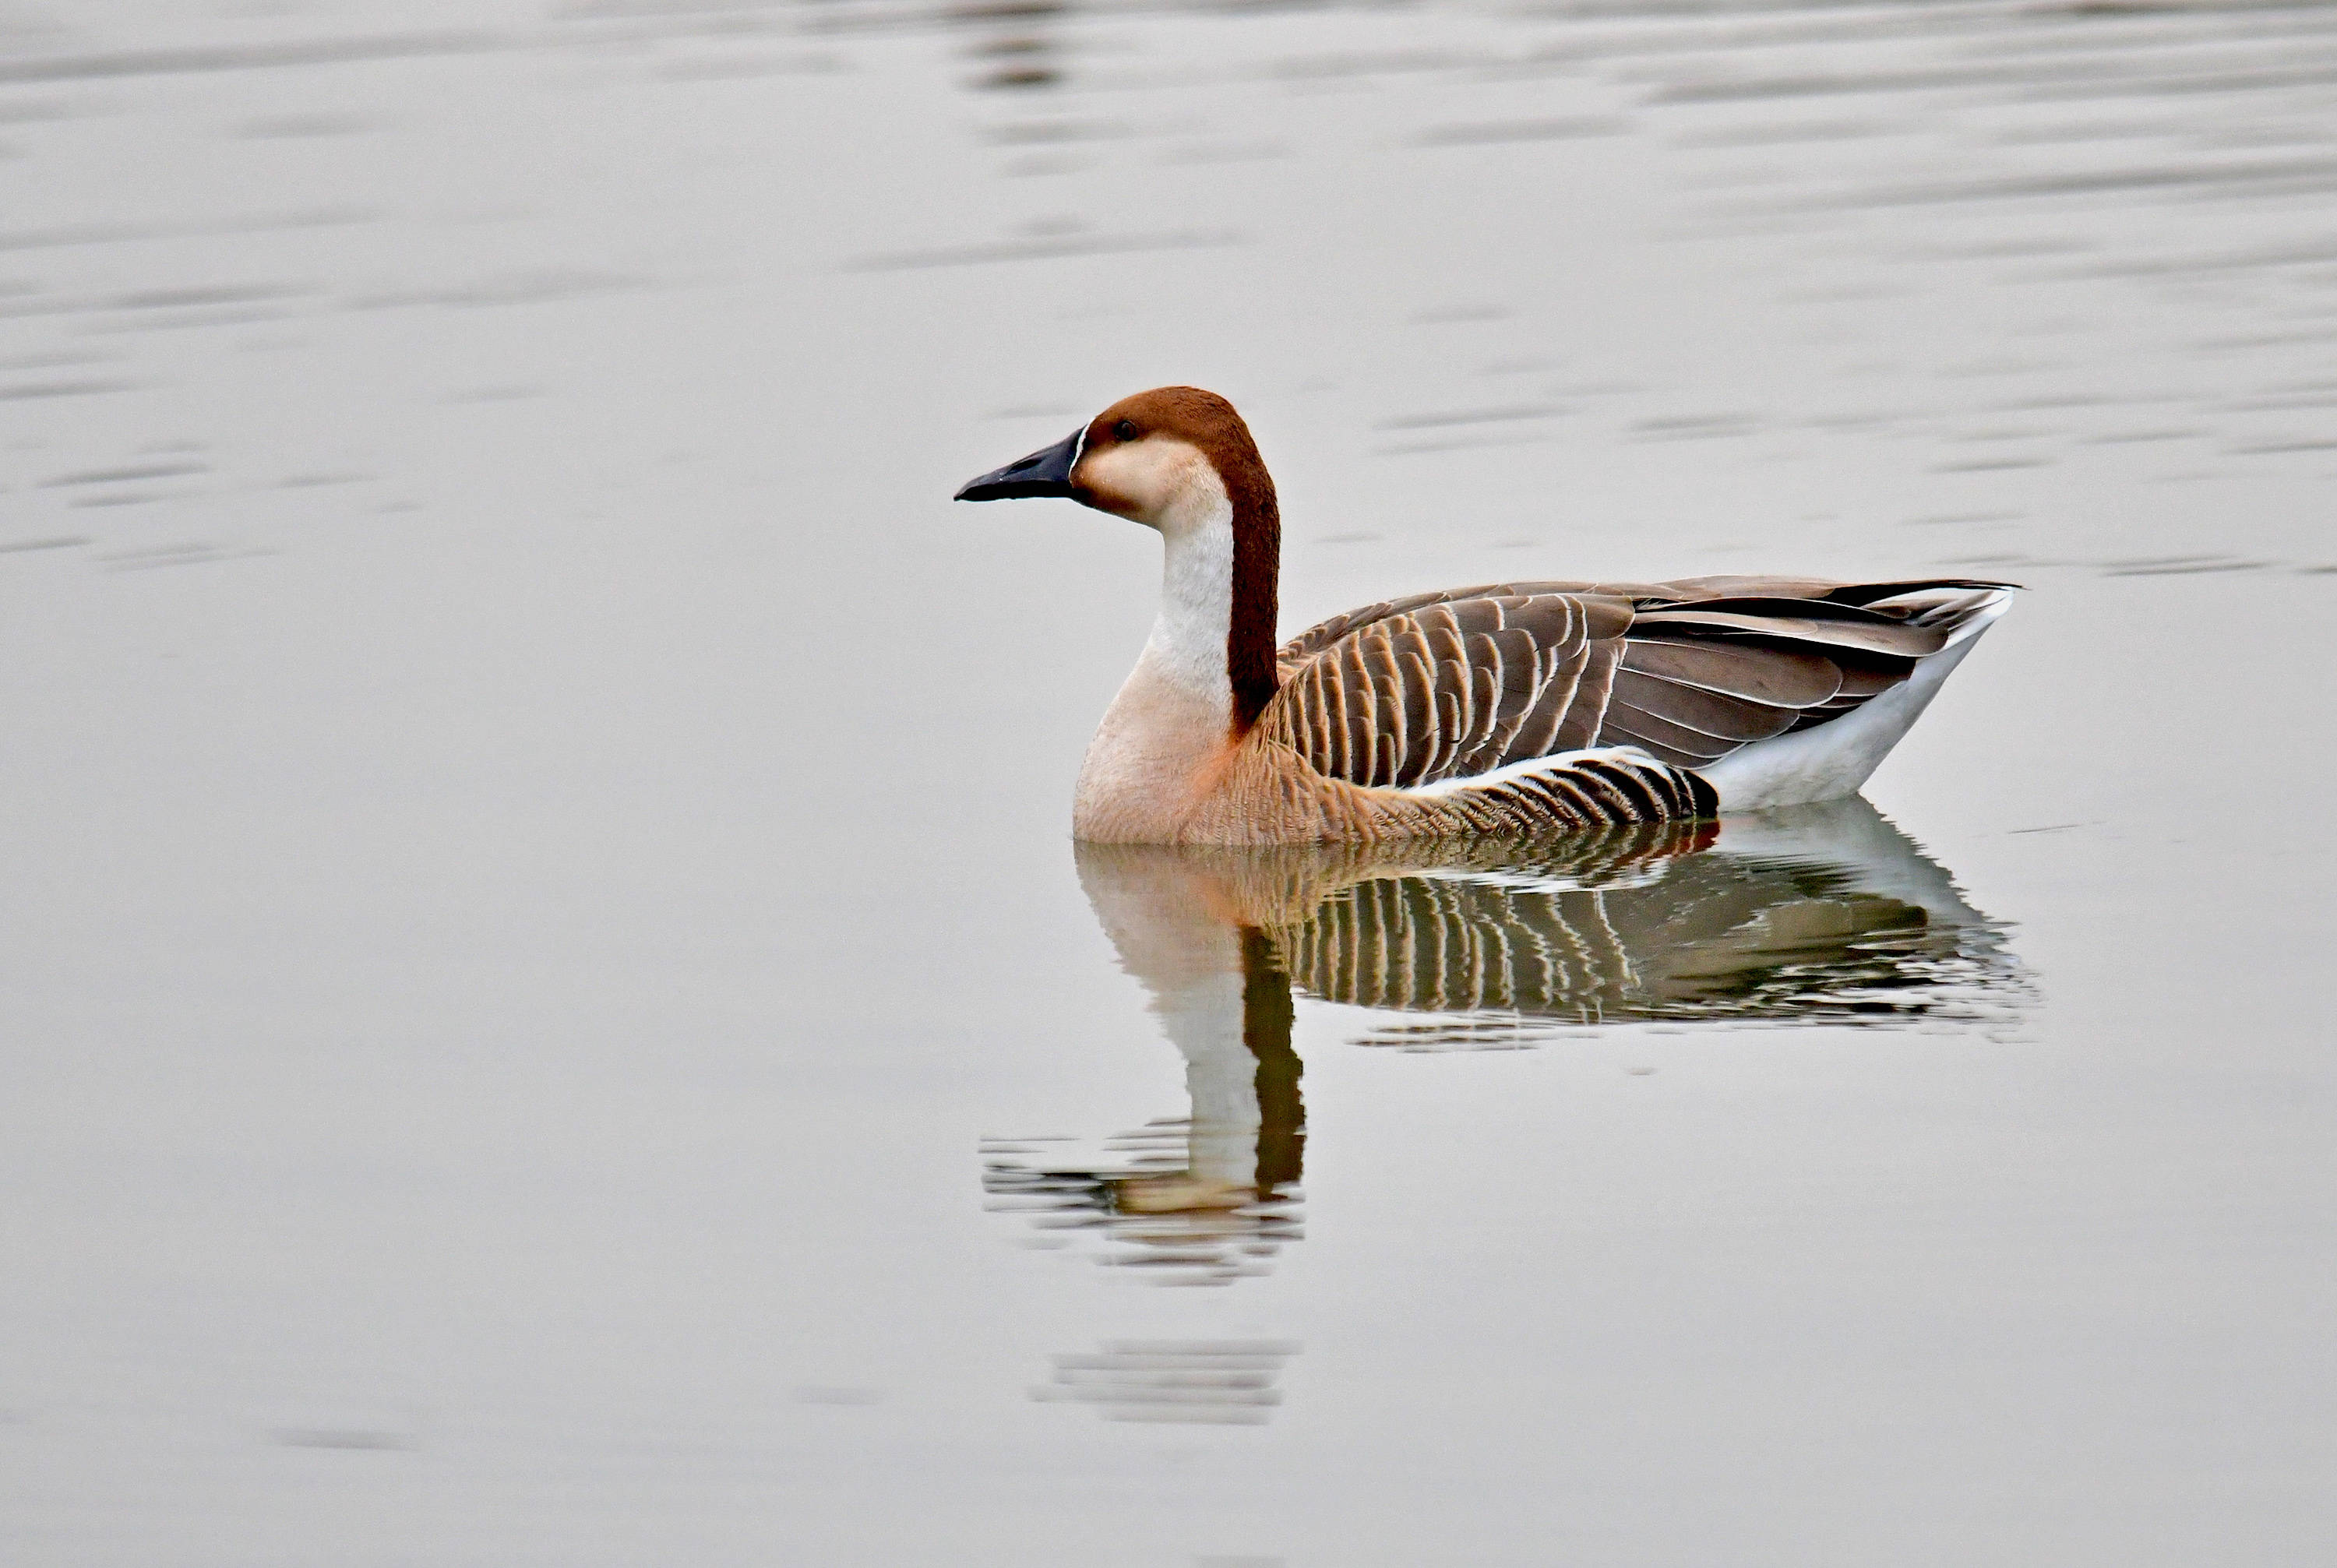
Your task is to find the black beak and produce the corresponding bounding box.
[954,427,1084,502]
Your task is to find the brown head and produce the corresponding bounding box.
[956,386,1282,731]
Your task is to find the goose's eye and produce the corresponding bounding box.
[1113,419,1138,442]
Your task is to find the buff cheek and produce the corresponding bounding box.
[1076,439,1213,526]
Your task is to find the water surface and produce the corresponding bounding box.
[3,2,2333,1563]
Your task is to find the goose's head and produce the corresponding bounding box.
[957,385,1284,731]
[953,386,1273,534]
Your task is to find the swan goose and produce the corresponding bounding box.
[957,386,2013,846]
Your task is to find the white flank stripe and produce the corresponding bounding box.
[1400,745,1667,798]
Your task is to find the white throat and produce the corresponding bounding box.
[1139,474,1235,714]
[1072,462,1239,839]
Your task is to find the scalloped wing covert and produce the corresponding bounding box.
[1255,592,1639,789]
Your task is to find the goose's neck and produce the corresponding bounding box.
[1073,468,1279,838]
[1141,467,1280,734]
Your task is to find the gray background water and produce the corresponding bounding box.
[4,2,2333,1563]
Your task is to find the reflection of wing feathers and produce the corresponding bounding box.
[1069,800,2023,1046]
[1255,798,2022,1029]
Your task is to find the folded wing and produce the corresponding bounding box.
[1267,576,2014,780]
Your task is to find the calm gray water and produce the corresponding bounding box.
[5,2,2334,1563]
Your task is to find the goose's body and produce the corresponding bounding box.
[957,387,2012,846]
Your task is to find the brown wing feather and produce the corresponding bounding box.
[1630,604,1951,660]
[1276,580,1649,678]
[1507,641,1590,761]
[1261,591,1630,789]
[1269,576,2015,786]
[1278,575,2011,670]
[1597,700,1739,767]
[1602,581,2013,756]
[1461,624,1546,773]
[1619,640,1842,708]
[1550,636,1620,754]
[1609,670,1801,744]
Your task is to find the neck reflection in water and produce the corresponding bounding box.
[983,797,2026,1284]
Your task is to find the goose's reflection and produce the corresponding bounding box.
[984,798,2025,1284]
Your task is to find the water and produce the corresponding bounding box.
[3,2,2332,1563]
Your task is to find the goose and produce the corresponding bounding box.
[957,386,2013,845]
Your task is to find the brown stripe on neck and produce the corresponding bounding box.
[1221,445,1280,733]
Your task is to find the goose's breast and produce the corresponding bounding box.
[1073,657,1241,842]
